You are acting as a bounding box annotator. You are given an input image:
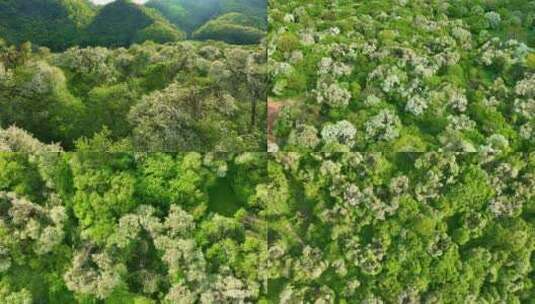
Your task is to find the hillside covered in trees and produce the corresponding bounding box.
[2,1,535,303]
[192,12,266,45]
[0,0,185,50]
[269,0,535,152]
[0,0,267,50]
[0,0,268,151]
[0,39,267,151]
[146,0,267,35]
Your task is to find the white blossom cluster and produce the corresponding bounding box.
[0,126,62,152]
[267,152,534,302]
[405,95,428,116]
[344,237,386,275]
[269,0,535,151]
[321,120,357,148]
[0,192,67,273]
[64,204,260,302]
[0,62,13,83]
[314,56,353,108]
[287,124,320,149]
[365,110,401,142]
[316,82,352,108]
[485,11,502,28]
[486,159,534,217]
[55,46,117,82]
[479,38,531,66]
[64,249,123,299]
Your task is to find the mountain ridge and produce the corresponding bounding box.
[81,0,185,47]
[0,0,266,50]
[146,0,266,35]
[0,0,184,50]
[0,0,95,50]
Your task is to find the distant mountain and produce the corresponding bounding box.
[91,0,147,4]
[0,0,265,49]
[82,0,184,47]
[145,0,266,35]
[192,12,265,44]
[0,0,95,51]
[0,0,184,50]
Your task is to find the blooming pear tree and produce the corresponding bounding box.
[269,0,535,151]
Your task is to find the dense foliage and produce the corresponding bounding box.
[3,3,535,304]
[146,0,267,36]
[0,0,185,51]
[0,0,268,50]
[0,151,533,303]
[81,0,185,47]
[0,152,268,303]
[193,13,266,45]
[267,152,535,303]
[0,39,267,151]
[0,0,95,51]
[269,0,535,152]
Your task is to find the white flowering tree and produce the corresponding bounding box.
[268,0,535,151]
[267,152,535,302]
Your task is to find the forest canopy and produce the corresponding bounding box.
[2,2,535,303]
[268,0,535,152]
[266,152,535,303]
[0,40,267,151]
[0,152,269,303]
[0,151,533,303]
[0,0,268,152]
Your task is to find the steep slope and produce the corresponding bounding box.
[219,0,266,29]
[91,0,147,3]
[0,0,95,51]
[192,12,265,44]
[82,0,185,47]
[145,0,220,34]
[146,0,266,36]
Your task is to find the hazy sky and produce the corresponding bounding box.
[91,0,148,4]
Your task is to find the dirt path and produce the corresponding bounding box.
[268,100,284,144]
